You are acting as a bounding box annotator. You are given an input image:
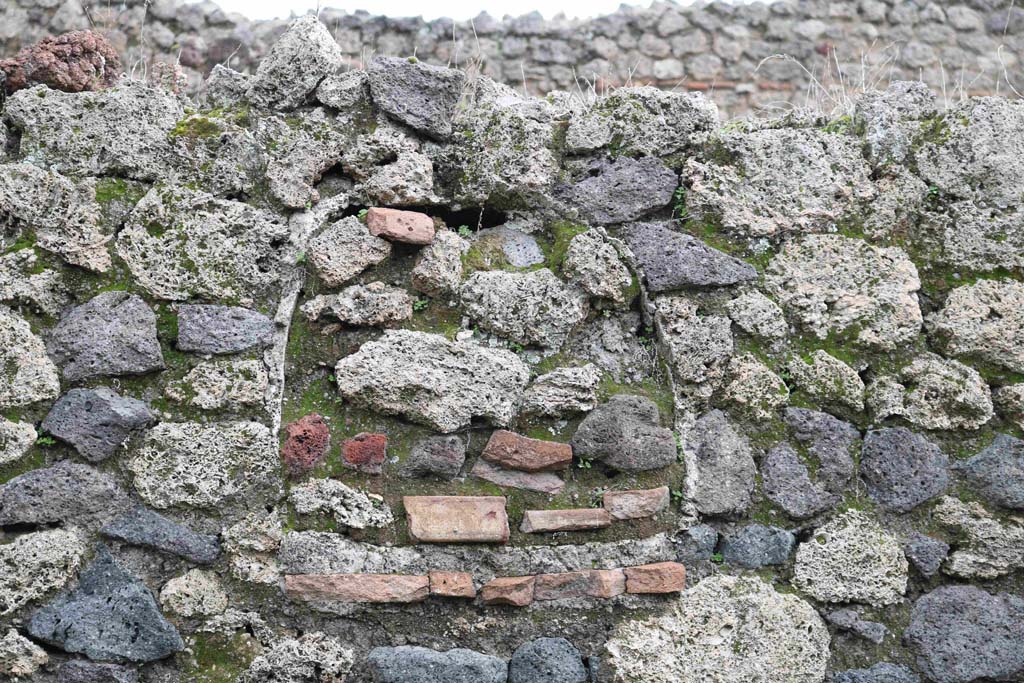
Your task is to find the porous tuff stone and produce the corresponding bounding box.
[366,645,508,683]
[302,282,413,327]
[28,545,184,663]
[400,435,466,480]
[571,394,676,472]
[725,291,788,340]
[240,632,353,683]
[563,229,633,304]
[682,409,756,517]
[0,529,84,615]
[869,354,993,431]
[904,585,1024,683]
[367,57,466,140]
[176,304,275,355]
[42,388,154,462]
[0,629,47,679]
[956,433,1024,509]
[520,509,613,533]
[622,221,757,292]
[127,421,282,509]
[164,358,268,411]
[481,430,572,472]
[281,414,330,475]
[285,574,429,603]
[411,229,468,298]
[0,307,59,409]
[246,15,342,110]
[721,524,795,569]
[308,216,392,288]
[509,638,587,683]
[46,291,164,381]
[793,510,908,607]
[860,427,949,512]
[623,562,686,594]
[557,156,677,225]
[460,269,589,349]
[933,496,1024,579]
[404,496,510,543]
[930,279,1024,374]
[606,575,829,683]
[101,506,221,564]
[0,418,34,466]
[0,30,120,93]
[289,478,394,530]
[0,461,128,529]
[470,460,565,495]
[481,576,535,606]
[603,487,670,520]
[159,569,228,617]
[365,207,436,245]
[333,330,530,433]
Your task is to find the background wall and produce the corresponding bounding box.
[2,0,1024,117]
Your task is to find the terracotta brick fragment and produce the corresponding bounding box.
[0,30,121,93]
[481,430,573,472]
[623,562,686,594]
[284,574,429,603]
[341,432,387,474]
[534,571,591,601]
[366,208,435,245]
[603,486,671,520]
[280,413,330,475]
[429,571,476,598]
[480,576,535,606]
[588,569,627,598]
[404,496,509,543]
[520,508,613,533]
[470,460,564,494]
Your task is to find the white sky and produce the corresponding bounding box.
[208,0,659,22]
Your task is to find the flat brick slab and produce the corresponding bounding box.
[520,508,613,533]
[470,460,564,495]
[481,576,535,606]
[429,571,476,598]
[624,562,686,594]
[588,569,627,598]
[603,486,671,520]
[481,430,572,472]
[404,496,509,543]
[366,208,435,245]
[534,571,591,601]
[285,574,429,603]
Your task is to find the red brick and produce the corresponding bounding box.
[481,430,572,472]
[603,486,670,520]
[520,508,612,533]
[470,460,564,494]
[404,496,509,543]
[480,576,535,606]
[0,30,121,93]
[429,571,476,598]
[588,569,626,598]
[341,432,387,474]
[366,208,435,245]
[534,571,591,601]
[284,574,428,603]
[623,562,686,594]
[281,413,330,475]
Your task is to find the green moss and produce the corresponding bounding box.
[597,372,674,427]
[169,115,224,140]
[543,220,588,273]
[180,632,260,683]
[821,114,854,135]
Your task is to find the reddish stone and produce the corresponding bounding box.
[481,430,572,472]
[284,574,429,603]
[0,31,121,94]
[588,569,627,598]
[480,576,535,606]
[470,460,564,495]
[520,508,613,533]
[429,571,476,598]
[404,496,509,543]
[623,562,686,594]
[281,414,331,475]
[366,208,436,245]
[603,486,671,520]
[342,432,387,474]
[533,571,591,601]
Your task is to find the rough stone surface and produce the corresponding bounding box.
[0,529,84,615]
[481,576,535,607]
[285,573,429,604]
[521,508,612,533]
[0,307,59,408]
[903,532,949,578]
[165,358,268,411]
[366,207,436,245]
[623,562,686,594]
[411,229,468,298]
[127,421,282,509]
[42,388,154,462]
[56,661,139,683]
[308,216,392,288]
[334,330,530,432]
[289,478,394,530]
[725,291,788,340]
[623,222,756,292]
[682,409,756,516]
[400,435,465,480]
[340,432,387,474]
[461,269,588,349]
[281,414,330,475]
[654,296,733,389]
[241,632,353,683]
[0,30,119,93]
[932,496,1024,579]
[470,460,565,495]
[519,364,601,417]
[721,525,795,569]
[869,354,993,430]
[606,575,829,683]
[0,461,128,529]
[246,15,341,110]
[904,585,1024,683]
[832,664,919,683]
[101,506,221,564]
[603,487,670,520]
[558,156,676,225]
[28,545,184,663]
[860,428,949,512]
[508,638,587,683]
[930,279,1024,374]
[481,430,572,472]
[793,510,908,607]
[826,610,889,646]
[0,629,47,679]
[302,282,412,326]
[787,350,865,412]
[367,57,466,140]
[160,569,228,617]
[722,353,789,420]
[0,418,35,467]
[572,394,675,472]
[764,235,921,351]
[563,229,633,304]
[956,433,1024,509]
[177,305,275,355]
[366,646,507,683]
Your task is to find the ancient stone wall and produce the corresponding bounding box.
[2,13,1024,683]
[2,0,1024,117]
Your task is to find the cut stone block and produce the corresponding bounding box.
[520,508,613,533]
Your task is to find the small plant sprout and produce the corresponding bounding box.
[36,435,56,446]
[457,225,472,238]
[670,488,685,503]
[357,208,369,220]
[577,457,593,470]
[413,298,429,312]
[710,552,725,564]
[295,251,306,265]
